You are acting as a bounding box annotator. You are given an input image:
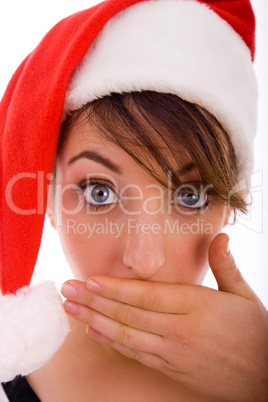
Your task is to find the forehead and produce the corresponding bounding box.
[57,112,199,187]
[60,112,193,163]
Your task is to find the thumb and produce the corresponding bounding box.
[209,233,257,301]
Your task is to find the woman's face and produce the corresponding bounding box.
[50,117,230,285]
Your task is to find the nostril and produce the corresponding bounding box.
[124,247,165,277]
[122,221,166,276]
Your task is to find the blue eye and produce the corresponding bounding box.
[175,190,208,209]
[83,183,117,206]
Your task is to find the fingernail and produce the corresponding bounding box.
[64,300,78,315]
[86,326,101,338]
[87,279,102,293]
[61,283,77,298]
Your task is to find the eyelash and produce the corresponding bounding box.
[75,179,213,214]
[173,194,211,215]
[171,182,212,215]
[75,178,119,211]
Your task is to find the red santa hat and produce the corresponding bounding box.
[0,0,257,381]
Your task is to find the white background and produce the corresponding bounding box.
[0,1,267,307]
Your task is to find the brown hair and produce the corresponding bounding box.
[59,91,248,215]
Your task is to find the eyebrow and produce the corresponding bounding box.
[178,162,197,176]
[68,150,196,178]
[67,150,122,174]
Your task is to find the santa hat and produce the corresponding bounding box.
[0,0,257,382]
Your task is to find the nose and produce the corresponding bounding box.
[122,216,165,278]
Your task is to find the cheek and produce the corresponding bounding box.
[189,233,213,284]
[55,198,227,284]
[57,214,122,281]
[167,232,212,285]
[167,212,226,284]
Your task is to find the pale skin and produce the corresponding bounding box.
[27,117,268,401]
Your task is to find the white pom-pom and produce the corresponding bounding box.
[0,281,70,382]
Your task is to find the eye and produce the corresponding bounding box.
[173,184,210,211]
[176,191,208,208]
[75,179,119,211]
[83,183,118,206]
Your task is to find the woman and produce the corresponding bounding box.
[1,0,267,401]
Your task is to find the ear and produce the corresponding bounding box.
[223,206,233,228]
[46,182,56,230]
[47,211,56,230]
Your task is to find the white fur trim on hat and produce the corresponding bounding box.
[0,281,69,382]
[64,0,258,179]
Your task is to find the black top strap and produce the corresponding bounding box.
[2,376,40,402]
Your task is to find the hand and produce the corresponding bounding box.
[61,233,268,401]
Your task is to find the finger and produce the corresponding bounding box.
[62,280,92,303]
[209,233,257,301]
[64,300,163,354]
[62,280,176,335]
[108,341,169,372]
[85,276,199,314]
[86,328,170,372]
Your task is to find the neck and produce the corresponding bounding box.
[65,316,134,364]
[27,316,220,401]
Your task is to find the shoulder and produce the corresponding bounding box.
[1,376,40,402]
